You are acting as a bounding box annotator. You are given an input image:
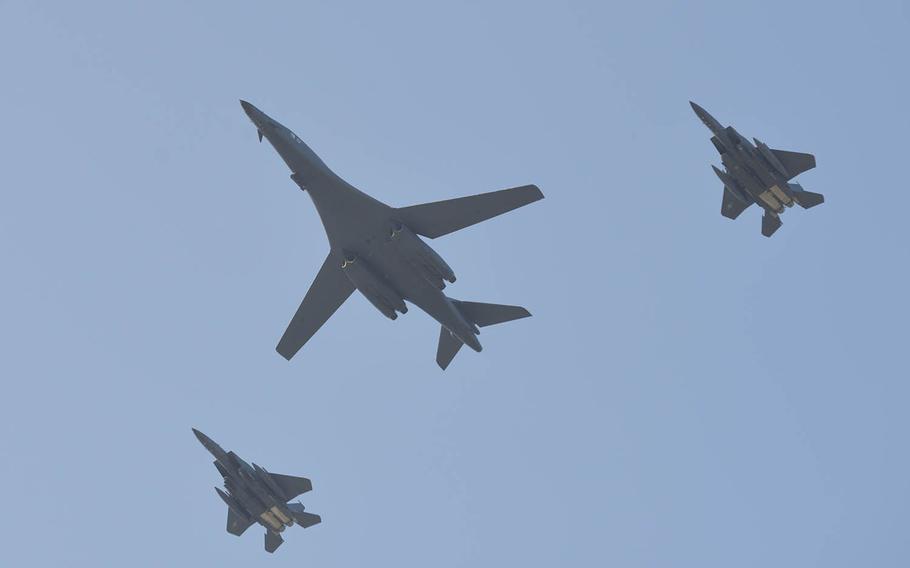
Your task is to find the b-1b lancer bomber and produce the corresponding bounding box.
[691,101,824,237]
[241,100,543,369]
[193,429,321,553]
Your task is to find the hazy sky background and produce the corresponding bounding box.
[2,1,909,566]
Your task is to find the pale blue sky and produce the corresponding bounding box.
[1,1,909,566]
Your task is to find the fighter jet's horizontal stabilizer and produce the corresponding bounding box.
[721,187,752,220]
[436,301,531,369]
[265,531,284,553]
[762,212,783,237]
[287,502,322,527]
[789,183,825,209]
[397,185,544,239]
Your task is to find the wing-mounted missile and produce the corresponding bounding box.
[711,166,749,204]
[710,136,727,154]
[238,467,281,510]
[213,460,231,479]
[253,463,288,502]
[224,478,261,516]
[753,138,790,178]
[341,254,408,320]
[216,487,253,522]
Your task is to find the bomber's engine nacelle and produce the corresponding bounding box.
[387,223,456,289]
[342,254,408,320]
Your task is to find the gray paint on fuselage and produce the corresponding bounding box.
[242,101,496,352]
[690,101,823,236]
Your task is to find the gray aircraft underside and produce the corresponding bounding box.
[193,429,321,553]
[690,101,824,237]
[241,100,543,369]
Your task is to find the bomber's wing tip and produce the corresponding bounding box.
[526,184,545,201]
[275,345,295,361]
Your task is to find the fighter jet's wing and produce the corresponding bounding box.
[395,185,544,239]
[227,509,254,536]
[276,253,355,360]
[769,149,816,179]
[269,473,314,500]
[721,187,752,220]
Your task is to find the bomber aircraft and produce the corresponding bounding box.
[241,100,543,369]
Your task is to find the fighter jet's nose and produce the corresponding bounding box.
[690,101,704,115]
[192,428,209,445]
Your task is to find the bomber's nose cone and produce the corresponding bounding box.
[239,99,255,115]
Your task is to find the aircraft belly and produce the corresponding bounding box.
[757,190,782,211]
[769,185,793,205]
[259,511,284,531]
[270,506,292,525]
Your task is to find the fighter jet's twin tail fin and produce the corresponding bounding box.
[287,502,322,528]
[436,301,531,370]
[789,183,825,209]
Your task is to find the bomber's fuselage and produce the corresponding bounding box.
[243,102,482,351]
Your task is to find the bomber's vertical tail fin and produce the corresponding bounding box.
[436,326,464,370]
[435,300,531,369]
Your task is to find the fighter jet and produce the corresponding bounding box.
[240,100,543,369]
[193,428,321,553]
[690,101,824,237]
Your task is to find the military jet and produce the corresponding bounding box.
[193,429,321,553]
[690,101,824,237]
[240,100,543,369]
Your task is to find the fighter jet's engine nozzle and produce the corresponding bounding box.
[341,254,408,320]
[387,222,456,289]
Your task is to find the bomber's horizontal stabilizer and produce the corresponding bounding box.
[396,185,544,239]
[454,301,531,327]
[265,531,284,553]
[270,473,313,501]
[287,502,322,528]
[436,326,464,370]
[762,212,783,237]
[790,184,825,209]
[770,149,816,180]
